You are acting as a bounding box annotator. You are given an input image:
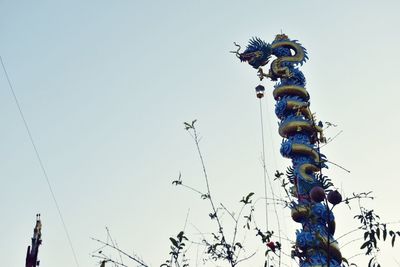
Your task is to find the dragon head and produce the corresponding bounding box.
[236,37,272,69]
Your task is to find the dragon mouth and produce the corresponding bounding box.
[239,51,270,69]
[239,51,262,62]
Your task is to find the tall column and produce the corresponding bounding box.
[236,34,342,267]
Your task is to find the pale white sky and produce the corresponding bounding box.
[1,0,399,266]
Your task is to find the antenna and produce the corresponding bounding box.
[25,214,42,267]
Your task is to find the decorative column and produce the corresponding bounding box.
[235,34,342,267]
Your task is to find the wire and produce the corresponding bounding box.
[259,98,283,267]
[263,97,289,266]
[0,56,80,267]
[259,99,269,231]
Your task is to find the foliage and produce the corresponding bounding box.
[91,121,399,267]
[354,207,400,267]
[161,231,189,267]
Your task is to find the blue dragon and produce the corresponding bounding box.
[235,34,343,267]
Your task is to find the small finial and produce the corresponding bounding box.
[275,33,289,41]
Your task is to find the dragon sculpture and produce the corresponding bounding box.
[235,34,343,267]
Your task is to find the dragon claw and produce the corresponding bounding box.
[257,67,271,81]
[257,68,265,80]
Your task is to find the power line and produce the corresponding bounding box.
[0,56,80,267]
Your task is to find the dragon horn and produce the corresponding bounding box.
[230,42,241,58]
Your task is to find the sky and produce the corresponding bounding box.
[1,0,400,266]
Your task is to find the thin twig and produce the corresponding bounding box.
[235,251,257,265]
[320,130,343,148]
[92,255,129,267]
[336,226,362,241]
[180,183,205,196]
[346,252,364,260]
[187,123,235,266]
[106,227,124,266]
[325,160,351,173]
[340,237,363,249]
[91,237,148,267]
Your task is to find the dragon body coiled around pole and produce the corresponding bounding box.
[235,34,343,267]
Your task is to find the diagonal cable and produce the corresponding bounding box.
[0,55,80,267]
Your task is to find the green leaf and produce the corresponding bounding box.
[201,194,209,199]
[246,192,255,200]
[364,232,369,240]
[170,237,179,248]
[360,241,369,250]
[177,231,184,241]
[368,257,374,267]
[240,192,255,204]
[172,180,182,186]
[234,242,243,250]
[183,122,192,130]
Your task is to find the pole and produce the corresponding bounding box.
[236,34,342,267]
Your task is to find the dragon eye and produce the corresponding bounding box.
[254,51,263,57]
